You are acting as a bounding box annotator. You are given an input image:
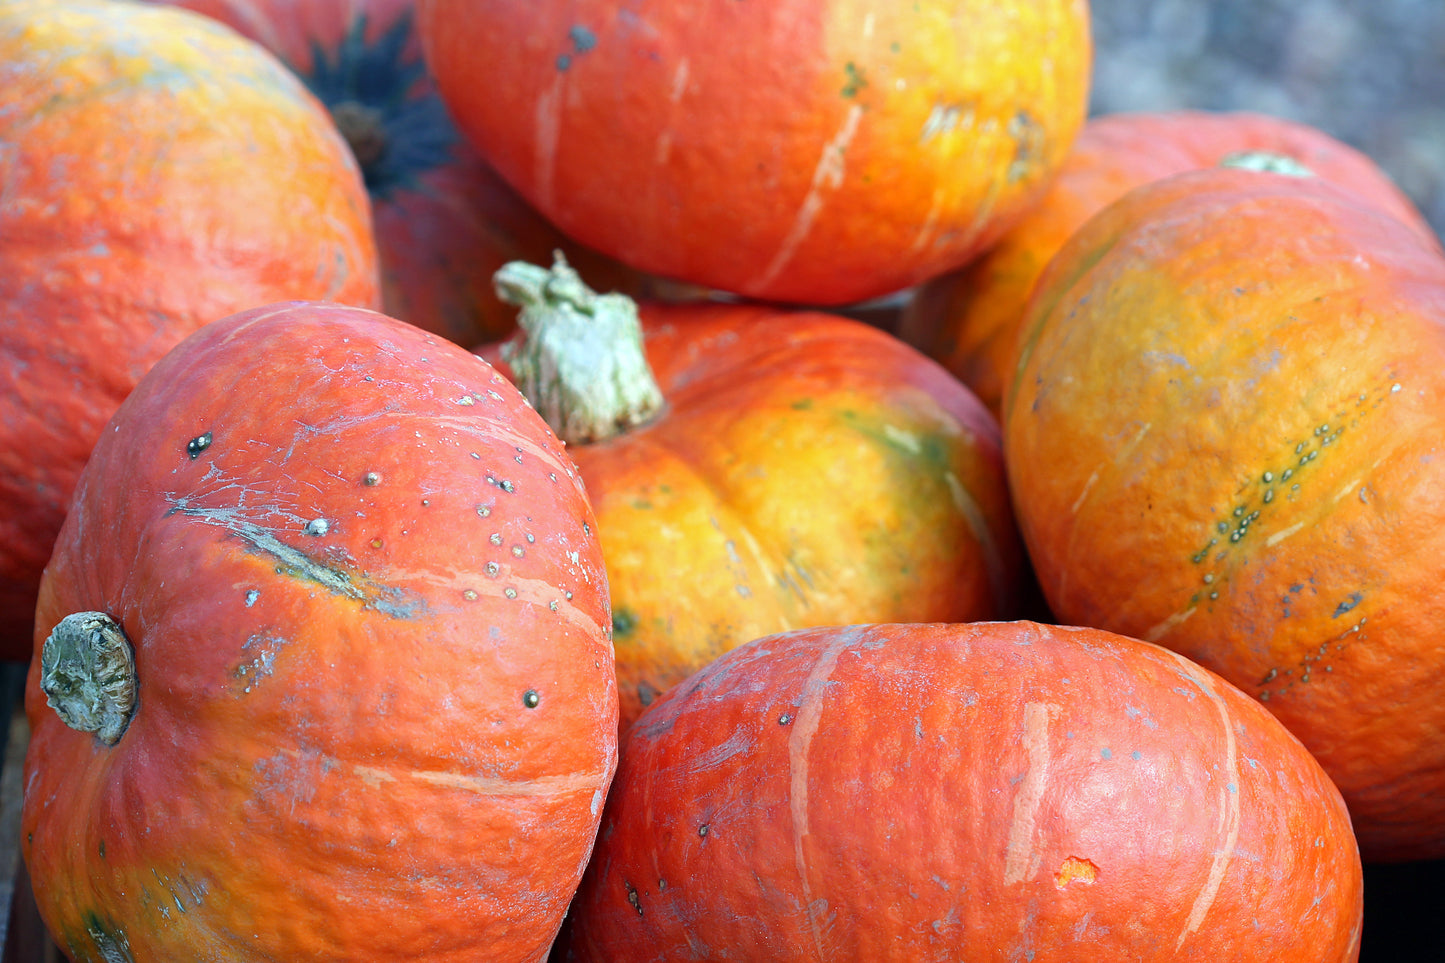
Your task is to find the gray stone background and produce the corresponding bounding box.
[1089,0,1445,238]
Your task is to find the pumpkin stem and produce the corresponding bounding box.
[495,253,665,445]
[330,99,390,171]
[1219,151,1314,178]
[40,612,137,746]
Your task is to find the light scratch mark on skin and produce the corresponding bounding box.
[945,471,1010,612]
[669,58,689,102]
[272,748,610,797]
[1165,651,1242,950]
[1004,701,1059,884]
[1144,606,1196,643]
[533,73,566,213]
[789,630,856,959]
[750,104,865,293]
[1071,469,1100,515]
[1120,422,1153,461]
[1265,521,1306,548]
[906,189,945,257]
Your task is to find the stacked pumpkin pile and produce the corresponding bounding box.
[1,0,1439,960]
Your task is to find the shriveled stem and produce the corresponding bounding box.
[40,611,137,746]
[495,254,664,445]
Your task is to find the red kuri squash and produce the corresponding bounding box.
[899,110,1439,416]
[419,0,1093,305]
[0,0,380,659]
[147,0,672,346]
[1005,166,1445,862]
[481,259,1023,730]
[564,621,1363,961]
[23,302,616,962]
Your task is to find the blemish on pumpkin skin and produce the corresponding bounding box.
[1055,856,1099,888]
[612,606,638,639]
[185,431,212,459]
[841,61,867,98]
[165,498,426,619]
[77,910,136,963]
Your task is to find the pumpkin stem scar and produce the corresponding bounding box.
[494,253,665,446]
[40,612,137,746]
[163,498,427,619]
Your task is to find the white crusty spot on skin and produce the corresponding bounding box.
[750,103,865,293]
[1333,479,1361,503]
[789,630,857,959]
[353,764,397,790]
[1165,651,1242,950]
[1144,605,1196,643]
[1003,701,1059,884]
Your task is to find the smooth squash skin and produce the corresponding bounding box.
[1004,167,1445,862]
[22,303,616,962]
[898,109,1439,417]
[418,0,1092,305]
[147,0,674,346]
[563,622,1363,962]
[481,264,1023,731]
[0,0,380,659]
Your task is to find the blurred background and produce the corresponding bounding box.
[1089,0,1445,237]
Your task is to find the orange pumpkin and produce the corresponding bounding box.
[147,0,676,346]
[1005,166,1445,862]
[0,0,379,659]
[564,621,1363,961]
[900,110,1438,416]
[419,0,1093,305]
[23,301,615,962]
[481,259,1022,730]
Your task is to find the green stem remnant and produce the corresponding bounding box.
[494,254,665,446]
[40,612,137,746]
[1219,150,1314,178]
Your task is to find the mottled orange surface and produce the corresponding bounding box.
[24,303,615,962]
[0,0,380,658]
[149,0,668,346]
[565,622,1362,961]
[901,109,1439,417]
[1005,167,1445,861]
[485,301,1022,732]
[419,0,1092,304]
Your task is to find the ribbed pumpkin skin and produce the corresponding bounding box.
[22,303,616,962]
[486,303,1023,731]
[148,0,658,346]
[418,0,1092,305]
[1005,168,1445,862]
[564,622,1362,962]
[900,110,1439,416]
[0,0,379,660]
